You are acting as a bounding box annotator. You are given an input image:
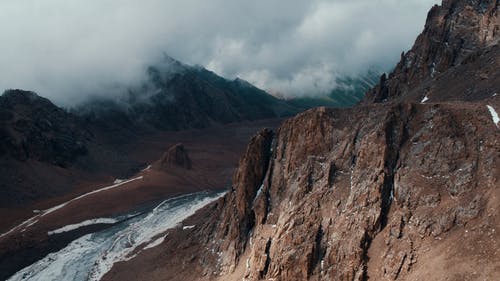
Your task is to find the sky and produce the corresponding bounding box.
[0,0,440,105]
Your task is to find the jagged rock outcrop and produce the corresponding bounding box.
[210,129,274,273]
[157,143,192,170]
[196,102,498,281]
[364,0,499,103]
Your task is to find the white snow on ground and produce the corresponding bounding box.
[141,165,152,172]
[486,105,499,128]
[143,235,166,250]
[253,184,264,204]
[7,191,225,281]
[41,176,143,217]
[421,96,429,103]
[0,176,143,239]
[113,179,124,184]
[182,225,195,230]
[48,218,118,235]
[0,217,39,239]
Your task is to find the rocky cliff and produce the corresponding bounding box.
[102,0,500,280]
[103,101,499,281]
[207,103,499,280]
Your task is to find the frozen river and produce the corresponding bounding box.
[8,191,224,281]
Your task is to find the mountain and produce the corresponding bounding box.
[364,0,499,103]
[0,90,95,206]
[0,89,90,166]
[101,1,500,280]
[74,56,298,131]
[0,57,300,208]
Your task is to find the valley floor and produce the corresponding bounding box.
[0,118,283,280]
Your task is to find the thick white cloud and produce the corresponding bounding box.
[0,0,439,105]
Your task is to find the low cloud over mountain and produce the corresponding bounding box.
[0,0,438,104]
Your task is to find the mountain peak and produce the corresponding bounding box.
[1,89,46,105]
[364,0,499,103]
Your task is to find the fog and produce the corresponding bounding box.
[0,0,439,105]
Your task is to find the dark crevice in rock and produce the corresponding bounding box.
[260,239,272,279]
[309,224,326,276]
[380,106,410,230]
[394,253,408,280]
[360,231,372,281]
[259,138,277,225]
[327,162,337,187]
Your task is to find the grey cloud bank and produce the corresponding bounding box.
[0,0,439,105]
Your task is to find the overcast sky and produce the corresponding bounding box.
[0,0,439,105]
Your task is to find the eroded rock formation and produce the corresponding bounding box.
[157,143,193,170]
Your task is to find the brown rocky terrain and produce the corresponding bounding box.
[104,101,500,281]
[102,0,500,280]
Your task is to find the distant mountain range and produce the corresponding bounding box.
[72,55,299,132]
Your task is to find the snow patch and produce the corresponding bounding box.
[182,225,195,230]
[48,218,118,235]
[253,184,264,203]
[141,165,152,172]
[0,176,143,240]
[143,235,166,250]
[486,105,499,128]
[0,217,39,239]
[421,96,429,103]
[430,62,437,78]
[41,176,143,217]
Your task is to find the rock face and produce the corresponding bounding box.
[364,0,499,103]
[200,103,498,281]
[212,129,274,271]
[157,143,192,170]
[103,102,499,281]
